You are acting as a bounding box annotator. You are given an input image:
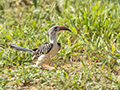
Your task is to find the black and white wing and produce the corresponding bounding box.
[32,42,53,60]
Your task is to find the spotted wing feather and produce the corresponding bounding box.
[32,42,53,60]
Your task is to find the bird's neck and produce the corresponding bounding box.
[49,34,57,45]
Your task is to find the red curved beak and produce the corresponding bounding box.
[59,26,71,32]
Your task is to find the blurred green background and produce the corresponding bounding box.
[0,0,120,89]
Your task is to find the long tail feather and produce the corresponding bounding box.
[10,44,34,54]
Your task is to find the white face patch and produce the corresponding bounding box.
[48,25,59,36]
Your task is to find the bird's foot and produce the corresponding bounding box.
[30,64,39,68]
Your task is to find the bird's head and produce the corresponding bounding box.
[48,25,71,36]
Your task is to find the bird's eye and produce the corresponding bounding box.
[54,27,58,30]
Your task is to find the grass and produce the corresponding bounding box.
[0,0,120,89]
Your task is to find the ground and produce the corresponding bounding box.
[0,0,120,90]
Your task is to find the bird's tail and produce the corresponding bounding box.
[10,44,34,54]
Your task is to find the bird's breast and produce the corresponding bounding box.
[48,44,60,57]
